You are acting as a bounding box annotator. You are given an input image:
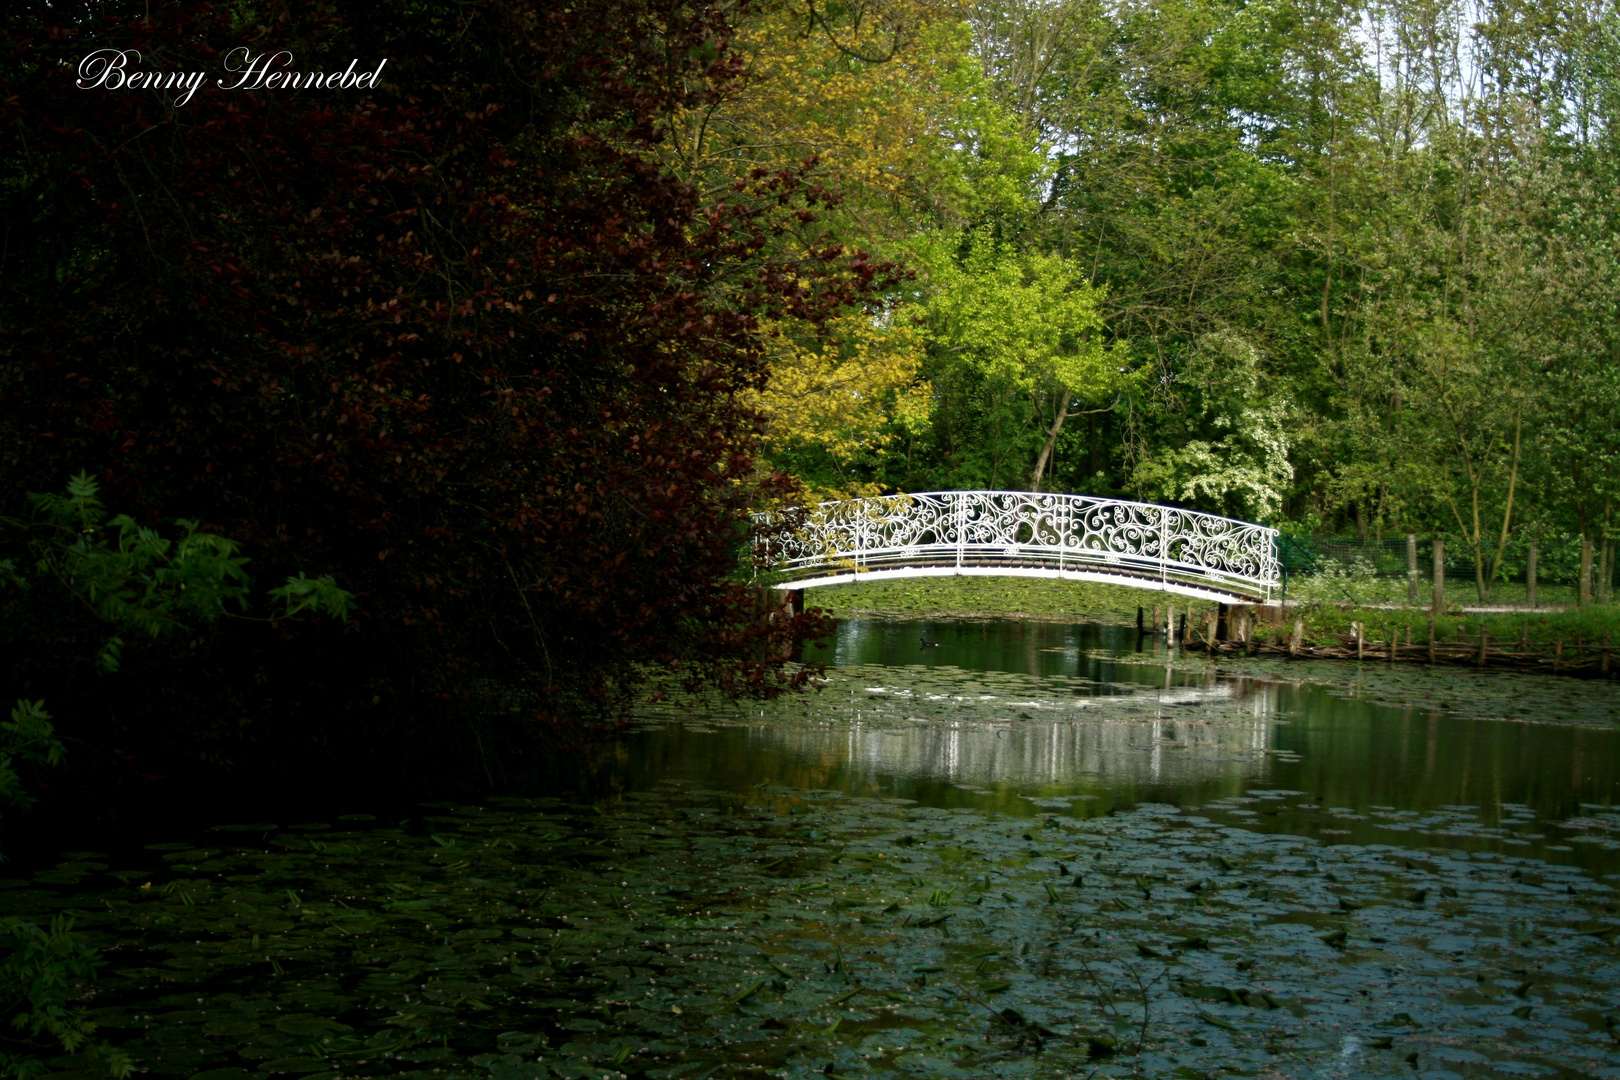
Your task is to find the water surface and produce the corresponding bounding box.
[9,617,1620,1080]
[623,618,1620,875]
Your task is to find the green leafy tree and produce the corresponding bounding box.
[1129,332,1295,520]
[912,229,1136,490]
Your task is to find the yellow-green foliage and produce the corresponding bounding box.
[750,313,931,499]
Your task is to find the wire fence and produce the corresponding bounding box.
[1279,532,1614,606]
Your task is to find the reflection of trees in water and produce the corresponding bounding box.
[749,677,1282,787]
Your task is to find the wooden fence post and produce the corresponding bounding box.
[1406,533,1419,604]
[1290,618,1303,656]
[1432,539,1445,616]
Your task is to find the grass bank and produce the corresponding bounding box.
[802,576,1178,622]
[804,575,1620,650]
[1261,601,1620,650]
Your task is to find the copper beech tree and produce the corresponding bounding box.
[0,0,887,782]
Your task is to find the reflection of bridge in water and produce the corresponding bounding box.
[742,675,1286,790]
[754,490,1281,605]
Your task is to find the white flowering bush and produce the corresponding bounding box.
[1286,554,1412,605]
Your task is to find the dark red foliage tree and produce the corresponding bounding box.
[0,0,876,788]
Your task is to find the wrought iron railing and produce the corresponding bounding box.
[753,491,1280,601]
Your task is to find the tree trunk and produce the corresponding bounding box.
[1601,502,1614,605]
[1601,537,1613,605]
[1580,535,1593,609]
[1480,410,1523,604]
[1088,412,1105,480]
[1030,387,1072,492]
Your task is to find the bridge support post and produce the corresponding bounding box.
[1216,604,1231,642]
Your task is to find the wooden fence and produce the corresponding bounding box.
[1179,609,1615,679]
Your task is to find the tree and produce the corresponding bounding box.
[1129,332,1295,520]
[666,0,1046,496]
[0,0,867,777]
[749,312,931,498]
[913,229,1135,491]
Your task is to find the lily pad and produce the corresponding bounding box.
[256,1059,330,1074]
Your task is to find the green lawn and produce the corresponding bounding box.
[1269,601,1620,648]
[801,575,1619,648]
[800,576,1214,623]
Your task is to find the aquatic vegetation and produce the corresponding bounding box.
[7,620,1618,1079]
[1170,652,1620,730]
[5,783,1619,1080]
[1,700,132,1080]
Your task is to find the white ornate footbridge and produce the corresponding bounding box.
[753,491,1281,605]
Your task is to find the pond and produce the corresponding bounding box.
[9,618,1620,1080]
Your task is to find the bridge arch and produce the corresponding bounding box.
[753,490,1280,606]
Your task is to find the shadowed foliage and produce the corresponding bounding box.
[0,0,884,789]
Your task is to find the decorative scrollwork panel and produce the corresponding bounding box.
[753,491,1279,599]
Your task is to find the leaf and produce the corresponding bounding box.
[728,979,767,1005]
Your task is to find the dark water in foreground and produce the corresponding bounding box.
[8,618,1620,1080]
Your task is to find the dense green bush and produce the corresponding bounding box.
[0,474,354,1078]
